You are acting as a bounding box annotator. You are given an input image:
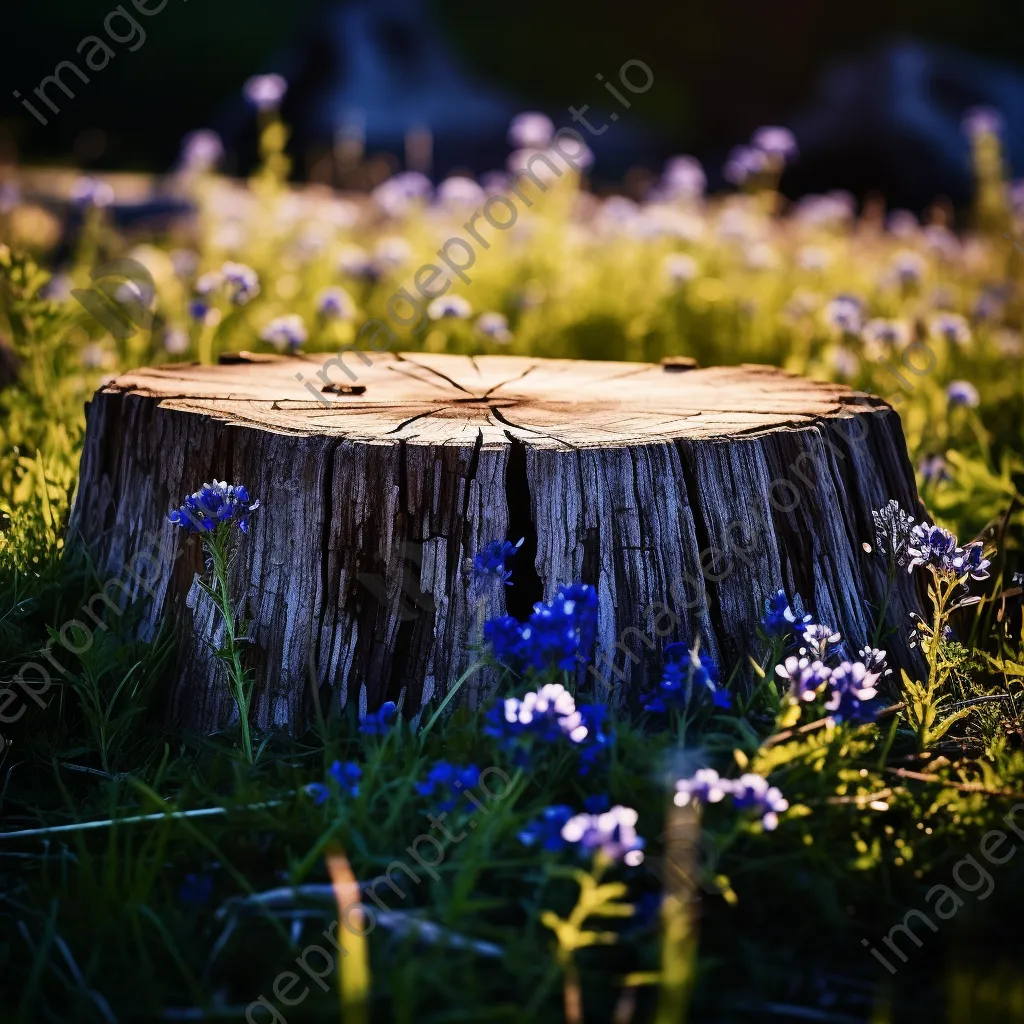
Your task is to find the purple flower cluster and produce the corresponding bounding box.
[191,261,260,309]
[823,661,881,723]
[220,261,260,305]
[775,646,882,723]
[317,287,356,321]
[775,655,834,703]
[485,684,611,773]
[473,537,524,586]
[725,125,798,185]
[643,642,729,713]
[906,523,991,580]
[168,481,259,535]
[508,111,555,149]
[484,582,597,672]
[674,769,789,831]
[560,805,645,866]
[372,171,433,218]
[823,295,864,335]
[487,683,589,744]
[947,380,980,408]
[652,155,706,201]
[476,312,514,343]
[800,623,843,660]
[260,314,307,350]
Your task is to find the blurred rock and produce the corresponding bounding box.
[281,0,658,180]
[786,39,1024,208]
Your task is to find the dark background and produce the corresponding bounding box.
[4,0,1024,205]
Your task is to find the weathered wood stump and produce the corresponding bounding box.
[70,352,925,733]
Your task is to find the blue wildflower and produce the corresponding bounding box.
[70,176,115,208]
[761,590,813,638]
[484,582,598,673]
[673,768,732,805]
[415,761,480,812]
[485,684,609,774]
[518,804,574,851]
[168,480,260,534]
[556,583,598,654]
[359,700,397,736]
[428,295,473,320]
[752,125,798,162]
[583,793,611,814]
[476,312,513,343]
[643,642,726,713]
[952,543,991,581]
[919,455,951,485]
[178,871,213,907]
[906,523,960,575]
[483,615,525,666]
[822,295,864,335]
[486,683,588,745]
[518,602,582,673]
[726,774,790,831]
[328,760,362,797]
[631,891,664,930]
[306,762,360,805]
[220,261,260,305]
[473,537,524,586]
[675,770,789,831]
[577,703,613,774]
[188,299,213,323]
[306,782,330,806]
[261,314,307,351]
[947,380,980,408]
[317,286,355,320]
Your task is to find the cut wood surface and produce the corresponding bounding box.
[70,352,926,733]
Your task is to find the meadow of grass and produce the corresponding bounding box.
[1,96,1024,1023]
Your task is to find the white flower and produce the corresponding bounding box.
[476,312,513,343]
[260,314,307,350]
[243,73,287,111]
[428,295,472,320]
[662,252,699,285]
[508,112,555,149]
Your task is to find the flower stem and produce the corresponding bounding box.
[204,528,253,763]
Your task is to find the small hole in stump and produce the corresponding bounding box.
[661,356,698,372]
[322,384,367,395]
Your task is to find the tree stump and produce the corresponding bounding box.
[69,352,925,734]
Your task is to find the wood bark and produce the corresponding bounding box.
[69,352,926,733]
